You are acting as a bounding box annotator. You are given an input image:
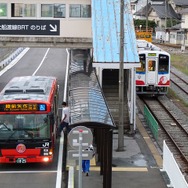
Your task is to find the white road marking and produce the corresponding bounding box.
[56,49,70,187]
[0,47,66,187]
[56,132,64,188]
[32,48,50,76]
[64,48,70,102]
[0,170,57,174]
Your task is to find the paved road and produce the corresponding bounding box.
[0,48,68,188]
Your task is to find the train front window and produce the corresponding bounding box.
[148,60,156,71]
[158,54,169,73]
[0,114,50,140]
[136,54,145,72]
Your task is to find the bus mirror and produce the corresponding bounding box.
[48,112,53,117]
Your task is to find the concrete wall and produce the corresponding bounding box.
[181,14,188,29]
[0,0,92,48]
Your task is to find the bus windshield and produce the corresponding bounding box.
[0,114,50,140]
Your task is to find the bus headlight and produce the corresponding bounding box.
[43,157,50,162]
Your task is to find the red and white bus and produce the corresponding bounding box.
[0,76,59,163]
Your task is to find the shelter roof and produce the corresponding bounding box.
[68,49,116,129]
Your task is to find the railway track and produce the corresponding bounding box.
[141,96,188,179]
[153,42,187,53]
[171,70,188,95]
[136,42,188,182]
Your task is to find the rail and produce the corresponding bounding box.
[144,97,188,167]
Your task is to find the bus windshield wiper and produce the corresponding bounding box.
[0,123,11,131]
[6,129,34,142]
[6,131,17,142]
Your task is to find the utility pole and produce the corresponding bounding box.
[165,0,167,30]
[165,0,167,42]
[117,0,124,151]
[146,0,148,31]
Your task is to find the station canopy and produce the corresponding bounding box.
[68,51,115,129]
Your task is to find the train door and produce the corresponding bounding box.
[146,58,157,85]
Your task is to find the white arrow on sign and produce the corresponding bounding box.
[49,24,57,32]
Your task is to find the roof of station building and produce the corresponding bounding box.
[91,0,139,64]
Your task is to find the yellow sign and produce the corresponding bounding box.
[135,31,152,42]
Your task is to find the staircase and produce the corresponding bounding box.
[102,69,130,131]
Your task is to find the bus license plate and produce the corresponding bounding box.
[16,158,26,163]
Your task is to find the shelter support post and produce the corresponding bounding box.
[103,129,113,188]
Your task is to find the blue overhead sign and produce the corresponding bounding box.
[0,19,60,35]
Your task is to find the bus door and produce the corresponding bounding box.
[146,58,157,85]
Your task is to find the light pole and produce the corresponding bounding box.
[165,0,168,42]
[117,0,125,151]
[146,0,148,31]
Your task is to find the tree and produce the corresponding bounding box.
[134,19,157,31]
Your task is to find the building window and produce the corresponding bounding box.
[41,4,53,17]
[69,4,91,18]
[131,4,136,11]
[11,3,36,17]
[41,4,66,18]
[54,4,66,18]
[24,4,36,17]
[170,34,175,39]
[157,21,160,27]
[69,4,80,17]
[0,3,7,17]
[81,5,91,17]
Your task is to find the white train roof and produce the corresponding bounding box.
[137,40,162,52]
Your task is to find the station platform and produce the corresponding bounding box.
[67,116,169,188]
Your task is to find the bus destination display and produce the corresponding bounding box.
[0,103,47,112]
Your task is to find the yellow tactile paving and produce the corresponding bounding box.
[90,157,96,166]
[136,116,163,168]
[75,166,148,172]
[111,167,148,172]
[93,167,148,172]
